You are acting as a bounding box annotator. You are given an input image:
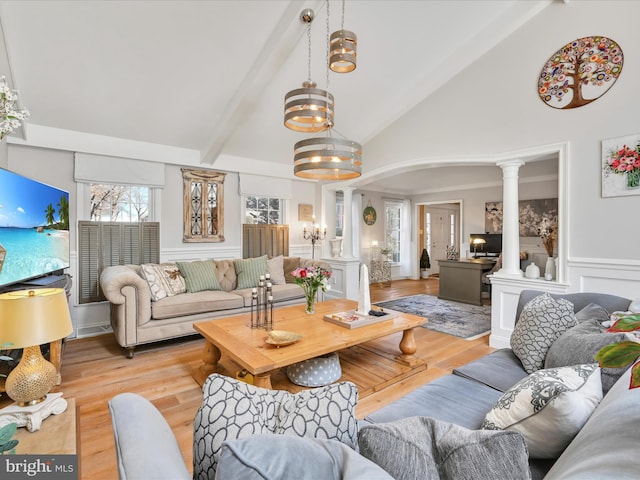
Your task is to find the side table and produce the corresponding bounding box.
[14,397,78,455]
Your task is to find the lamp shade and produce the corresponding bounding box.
[329,29,357,73]
[294,136,362,180]
[0,288,72,349]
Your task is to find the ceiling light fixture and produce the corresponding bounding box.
[284,9,334,132]
[293,131,362,180]
[329,0,357,73]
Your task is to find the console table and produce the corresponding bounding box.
[438,259,496,306]
[369,259,391,286]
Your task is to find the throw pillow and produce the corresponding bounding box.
[234,255,269,289]
[193,374,358,479]
[176,260,221,293]
[574,302,611,324]
[140,263,186,301]
[481,364,603,458]
[511,293,577,374]
[216,435,393,480]
[267,255,286,285]
[545,317,633,393]
[284,257,301,283]
[358,416,531,480]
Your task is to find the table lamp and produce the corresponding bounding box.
[0,288,72,406]
[472,238,486,258]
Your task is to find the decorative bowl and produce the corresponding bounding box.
[265,330,303,347]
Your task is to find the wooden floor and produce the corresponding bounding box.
[34,279,494,479]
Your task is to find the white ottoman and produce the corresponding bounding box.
[286,352,342,387]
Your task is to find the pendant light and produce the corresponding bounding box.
[329,0,357,73]
[293,132,362,180]
[284,9,334,132]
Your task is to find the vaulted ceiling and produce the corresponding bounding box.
[0,0,555,191]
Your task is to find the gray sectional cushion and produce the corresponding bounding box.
[515,290,631,322]
[358,416,531,480]
[511,293,577,374]
[150,290,244,319]
[364,374,503,430]
[193,374,358,479]
[545,316,631,393]
[544,366,640,479]
[216,435,393,480]
[453,348,529,392]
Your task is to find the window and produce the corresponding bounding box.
[385,200,402,263]
[90,184,151,221]
[245,196,284,224]
[79,183,159,304]
[335,191,344,237]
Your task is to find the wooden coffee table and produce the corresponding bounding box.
[192,298,426,389]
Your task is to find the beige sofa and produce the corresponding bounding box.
[100,257,329,358]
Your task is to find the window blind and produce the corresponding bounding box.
[74,153,165,187]
[238,173,292,199]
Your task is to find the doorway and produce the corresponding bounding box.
[421,202,461,276]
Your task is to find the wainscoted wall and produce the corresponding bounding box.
[489,258,640,349]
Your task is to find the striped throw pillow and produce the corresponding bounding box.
[177,260,222,293]
[234,255,269,289]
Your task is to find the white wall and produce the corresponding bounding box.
[365,1,640,266]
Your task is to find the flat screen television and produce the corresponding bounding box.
[0,168,70,288]
[469,233,502,257]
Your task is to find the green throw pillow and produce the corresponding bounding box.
[176,260,221,293]
[234,255,269,289]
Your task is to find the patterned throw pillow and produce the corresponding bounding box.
[176,260,221,293]
[193,374,358,479]
[234,255,269,289]
[481,364,603,458]
[511,293,577,374]
[359,416,531,480]
[267,255,286,285]
[140,263,186,301]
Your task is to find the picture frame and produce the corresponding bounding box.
[298,204,314,222]
[602,133,640,198]
[485,198,558,236]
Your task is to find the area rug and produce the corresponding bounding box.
[375,294,491,340]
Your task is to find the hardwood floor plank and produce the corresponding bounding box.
[0,278,493,479]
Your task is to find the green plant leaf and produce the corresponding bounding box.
[0,423,17,444]
[607,313,640,332]
[631,362,640,389]
[595,341,640,368]
[0,440,18,454]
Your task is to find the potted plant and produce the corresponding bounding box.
[420,249,431,279]
[595,313,640,388]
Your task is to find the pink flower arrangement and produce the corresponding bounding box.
[291,266,331,314]
[606,143,640,189]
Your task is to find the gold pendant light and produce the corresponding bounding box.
[284,9,334,133]
[294,131,362,180]
[329,0,357,73]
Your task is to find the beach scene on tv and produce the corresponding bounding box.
[0,169,70,287]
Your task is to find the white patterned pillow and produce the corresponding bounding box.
[481,364,602,458]
[511,293,577,374]
[140,263,186,301]
[193,374,358,479]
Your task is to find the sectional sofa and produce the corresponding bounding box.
[109,289,640,479]
[100,255,329,358]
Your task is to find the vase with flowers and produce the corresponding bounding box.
[291,265,332,314]
[605,143,640,189]
[538,216,557,280]
[0,77,29,141]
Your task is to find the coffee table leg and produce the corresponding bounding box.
[253,372,272,389]
[396,328,420,367]
[192,340,223,386]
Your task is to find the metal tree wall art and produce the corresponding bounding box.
[538,36,623,109]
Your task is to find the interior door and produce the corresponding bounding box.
[425,204,460,275]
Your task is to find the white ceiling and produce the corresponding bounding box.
[0,0,555,191]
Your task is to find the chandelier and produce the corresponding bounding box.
[329,0,357,73]
[293,131,362,180]
[284,9,334,133]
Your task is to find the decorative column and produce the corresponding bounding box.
[341,186,356,259]
[495,160,524,277]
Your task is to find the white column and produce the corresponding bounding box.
[342,187,356,259]
[495,160,524,277]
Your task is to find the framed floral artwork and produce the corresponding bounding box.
[602,133,640,198]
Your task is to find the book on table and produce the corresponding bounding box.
[324,309,398,329]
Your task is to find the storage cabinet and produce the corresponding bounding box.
[242,224,289,258]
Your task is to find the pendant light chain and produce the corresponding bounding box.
[341,0,345,29]
[306,20,312,84]
[325,0,331,93]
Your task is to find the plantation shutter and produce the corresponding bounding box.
[77,221,160,304]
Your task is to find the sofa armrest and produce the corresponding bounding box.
[100,265,150,305]
[109,393,190,480]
